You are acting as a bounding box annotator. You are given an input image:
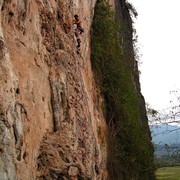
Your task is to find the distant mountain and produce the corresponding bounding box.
[150,124,180,162]
[150,124,180,144]
[154,143,180,157]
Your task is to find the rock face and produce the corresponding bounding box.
[0,0,107,179]
[0,0,153,180]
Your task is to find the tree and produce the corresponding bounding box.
[147,90,180,167]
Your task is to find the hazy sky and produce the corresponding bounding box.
[128,0,180,111]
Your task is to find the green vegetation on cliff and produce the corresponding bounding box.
[91,0,155,179]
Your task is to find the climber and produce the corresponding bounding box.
[73,14,84,48]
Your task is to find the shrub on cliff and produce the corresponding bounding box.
[91,0,155,179]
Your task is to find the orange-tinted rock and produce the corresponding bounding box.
[0,0,108,179]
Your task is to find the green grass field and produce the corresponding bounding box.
[156,166,180,180]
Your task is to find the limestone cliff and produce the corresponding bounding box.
[0,0,154,180]
[91,0,155,179]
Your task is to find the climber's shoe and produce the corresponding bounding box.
[77,41,80,48]
[76,44,80,53]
